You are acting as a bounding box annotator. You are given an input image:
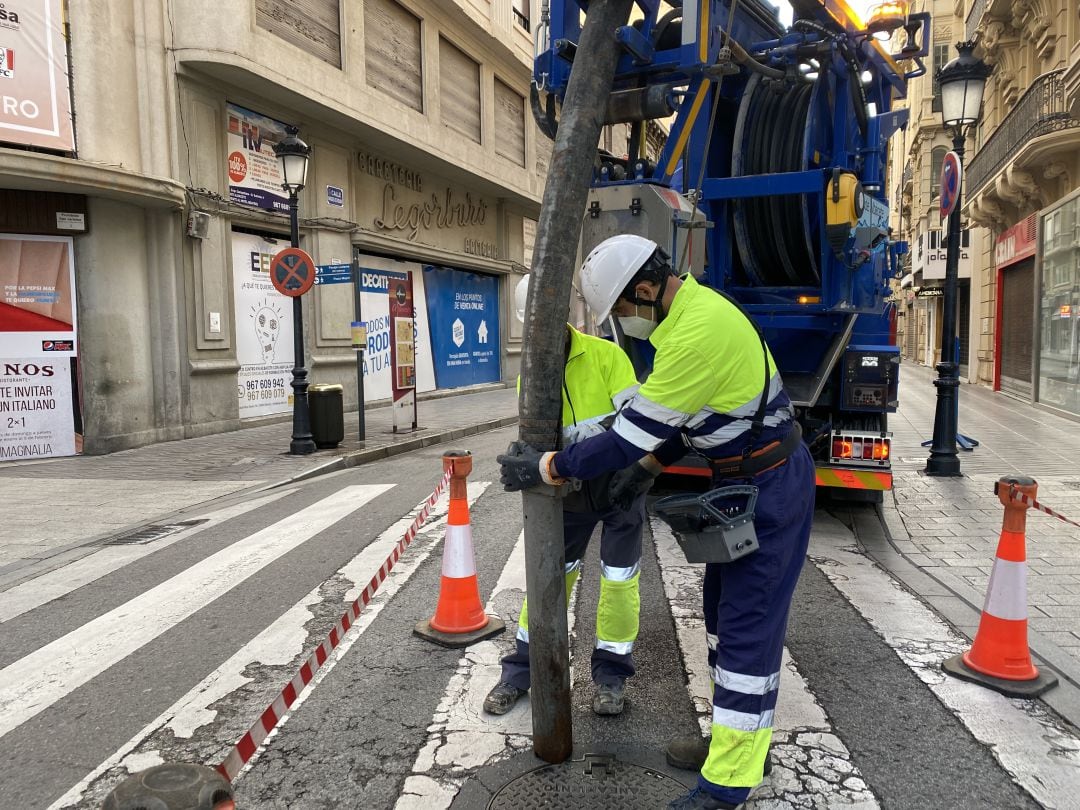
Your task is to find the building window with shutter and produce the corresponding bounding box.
[929,145,946,199]
[495,80,526,167]
[931,43,950,114]
[256,0,342,68]
[440,38,482,143]
[365,0,424,113]
[513,0,530,31]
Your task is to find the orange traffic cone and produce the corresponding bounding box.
[943,475,1058,697]
[414,451,504,648]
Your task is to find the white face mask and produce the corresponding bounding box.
[619,313,657,339]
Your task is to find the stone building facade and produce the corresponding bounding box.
[0,0,659,456]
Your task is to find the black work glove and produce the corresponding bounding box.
[497,441,557,492]
[608,454,663,510]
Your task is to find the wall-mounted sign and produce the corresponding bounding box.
[423,265,501,388]
[917,288,943,298]
[357,149,498,257]
[226,104,292,213]
[994,213,1038,269]
[326,185,344,208]
[231,230,295,418]
[0,0,73,152]
[389,271,417,433]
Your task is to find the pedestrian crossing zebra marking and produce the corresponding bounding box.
[48,483,490,810]
[0,489,298,624]
[0,484,391,740]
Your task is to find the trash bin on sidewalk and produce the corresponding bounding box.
[309,383,344,449]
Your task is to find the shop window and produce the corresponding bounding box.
[1038,195,1080,415]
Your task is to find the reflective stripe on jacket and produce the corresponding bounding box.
[607,275,792,460]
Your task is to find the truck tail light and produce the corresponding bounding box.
[831,433,890,465]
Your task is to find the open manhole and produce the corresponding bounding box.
[488,754,688,809]
[100,519,209,546]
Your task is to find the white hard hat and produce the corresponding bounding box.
[514,275,530,324]
[579,234,660,322]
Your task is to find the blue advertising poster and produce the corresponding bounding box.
[423,265,501,389]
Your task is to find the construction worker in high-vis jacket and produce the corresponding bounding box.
[483,275,646,718]
[497,236,815,810]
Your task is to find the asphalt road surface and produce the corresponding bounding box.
[1,427,1076,809]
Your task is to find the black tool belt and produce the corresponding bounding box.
[709,422,802,479]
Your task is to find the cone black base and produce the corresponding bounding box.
[942,653,1058,698]
[414,616,505,648]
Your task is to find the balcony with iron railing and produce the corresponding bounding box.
[966,70,1080,197]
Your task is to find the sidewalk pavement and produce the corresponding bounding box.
[0,385,519,583]
[878,360,1080,722]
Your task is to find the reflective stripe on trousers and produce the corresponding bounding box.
[699,444,814,805]
[500,494,645,690]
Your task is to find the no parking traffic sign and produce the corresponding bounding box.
[270,247,316,297]
[940,151,962,222]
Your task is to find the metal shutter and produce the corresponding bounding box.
[439,38,481,143]
[256,0,341,68]
[494,79,525,166]
[1000,259,1035,398]
[365,0,423,113]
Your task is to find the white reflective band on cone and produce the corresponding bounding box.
[983,559,1029,621]
[441,524,477,578]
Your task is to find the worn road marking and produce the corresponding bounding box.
[813,513,1080,808]
[653,517,879,809]
[51,483,489,810]
[0,489,298,623]
[0,484,392,740]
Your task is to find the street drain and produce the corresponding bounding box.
[488,754,687,809]
[101,519,209,546]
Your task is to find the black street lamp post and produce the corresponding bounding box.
[925,42,991,477]
[274,126,316,456]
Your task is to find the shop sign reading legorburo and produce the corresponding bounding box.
[357,150,500,258]
[226,104,292,213]
[0,0,73,151]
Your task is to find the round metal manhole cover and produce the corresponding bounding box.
[488,754,687,809]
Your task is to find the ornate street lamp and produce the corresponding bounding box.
[274,126,316,456]
[925,42,991,476]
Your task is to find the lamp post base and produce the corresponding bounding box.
[925,361,962,477]
[290,438,317,455]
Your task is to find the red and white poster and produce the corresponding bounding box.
[388,271,418,433]
[0,234,80,458]
[0,0,74,152]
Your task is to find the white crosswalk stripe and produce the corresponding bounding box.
[48,483,490,810]
[0,488,298,624]
[0,484,391,740]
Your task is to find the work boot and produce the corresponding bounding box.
[592,680,626,715]
[666,787,739,809]
[482,681,527,715]
[666,736,772,776]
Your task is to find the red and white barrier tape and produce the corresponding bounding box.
[216,469,453,782]
[1008,485,1080,530]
